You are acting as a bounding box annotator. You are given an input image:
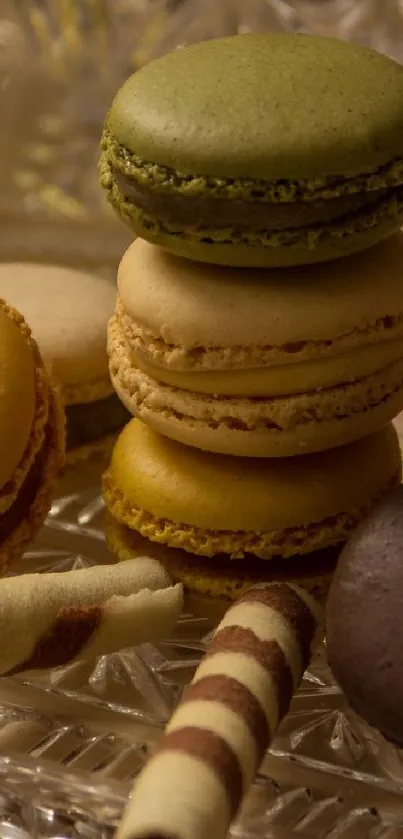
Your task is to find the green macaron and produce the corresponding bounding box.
[100,33,403,268]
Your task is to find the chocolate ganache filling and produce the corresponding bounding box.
[113,170,392,230]
[66,393,130,450]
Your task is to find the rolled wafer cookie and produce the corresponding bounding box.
[0,558,183,676]
[117,582,323,839]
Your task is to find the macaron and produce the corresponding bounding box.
[105,514,336,606]
[0,300,65,573]
[326,484,403,746]
[102,419,401,599]
[100,33,403,268]
[0,263,129,463]
[108,237,403,458]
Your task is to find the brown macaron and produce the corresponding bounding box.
[327,483,403,746]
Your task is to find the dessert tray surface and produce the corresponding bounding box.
[1,457,403,839]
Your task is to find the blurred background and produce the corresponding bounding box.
[0,0,402,276]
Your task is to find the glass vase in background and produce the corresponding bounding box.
[0,0,280,274]
[267,0,403,59]
[0,0,150,273]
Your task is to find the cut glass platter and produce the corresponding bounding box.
[2,1,403,836]
[1,426,403,839]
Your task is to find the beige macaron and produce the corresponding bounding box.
[108,236,403,458]
[0,263,129,462]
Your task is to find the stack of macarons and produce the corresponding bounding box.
[100,32,403,606]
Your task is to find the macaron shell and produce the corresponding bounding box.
[102,420,401,559]
[125,381,403,459]
[118,236,403,361]
[107,34,403,180]
[109,331,403,458]
[0,305,65,572]
[0,306,60,519]
[326,484,403,745]
[0,305,36,495]
[105,514,335,606]
[0,264,116,404]
[115,191,403,268]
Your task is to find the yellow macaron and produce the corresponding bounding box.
[0,300,65,572]
[108,236,403,458]
[103,419,401,599]
[105,513,336,605]
[0,263,129,463]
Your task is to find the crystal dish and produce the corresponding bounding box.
[2,1,403,836]
[3,446,403,838]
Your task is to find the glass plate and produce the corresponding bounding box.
[1,427,403,839]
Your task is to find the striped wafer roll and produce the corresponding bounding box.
[0,558,183,675]
[117,582,323,839]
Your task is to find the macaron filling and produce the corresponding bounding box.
[109,315,403,437]
[133,337,403,398]
[100,132,403,248]
[111,169,391,230]
[66,393,130,450]
[105,179,403,252]
[0,449,44,547]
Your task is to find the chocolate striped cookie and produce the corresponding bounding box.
[0,559,182,676]
[117,582,323,839]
